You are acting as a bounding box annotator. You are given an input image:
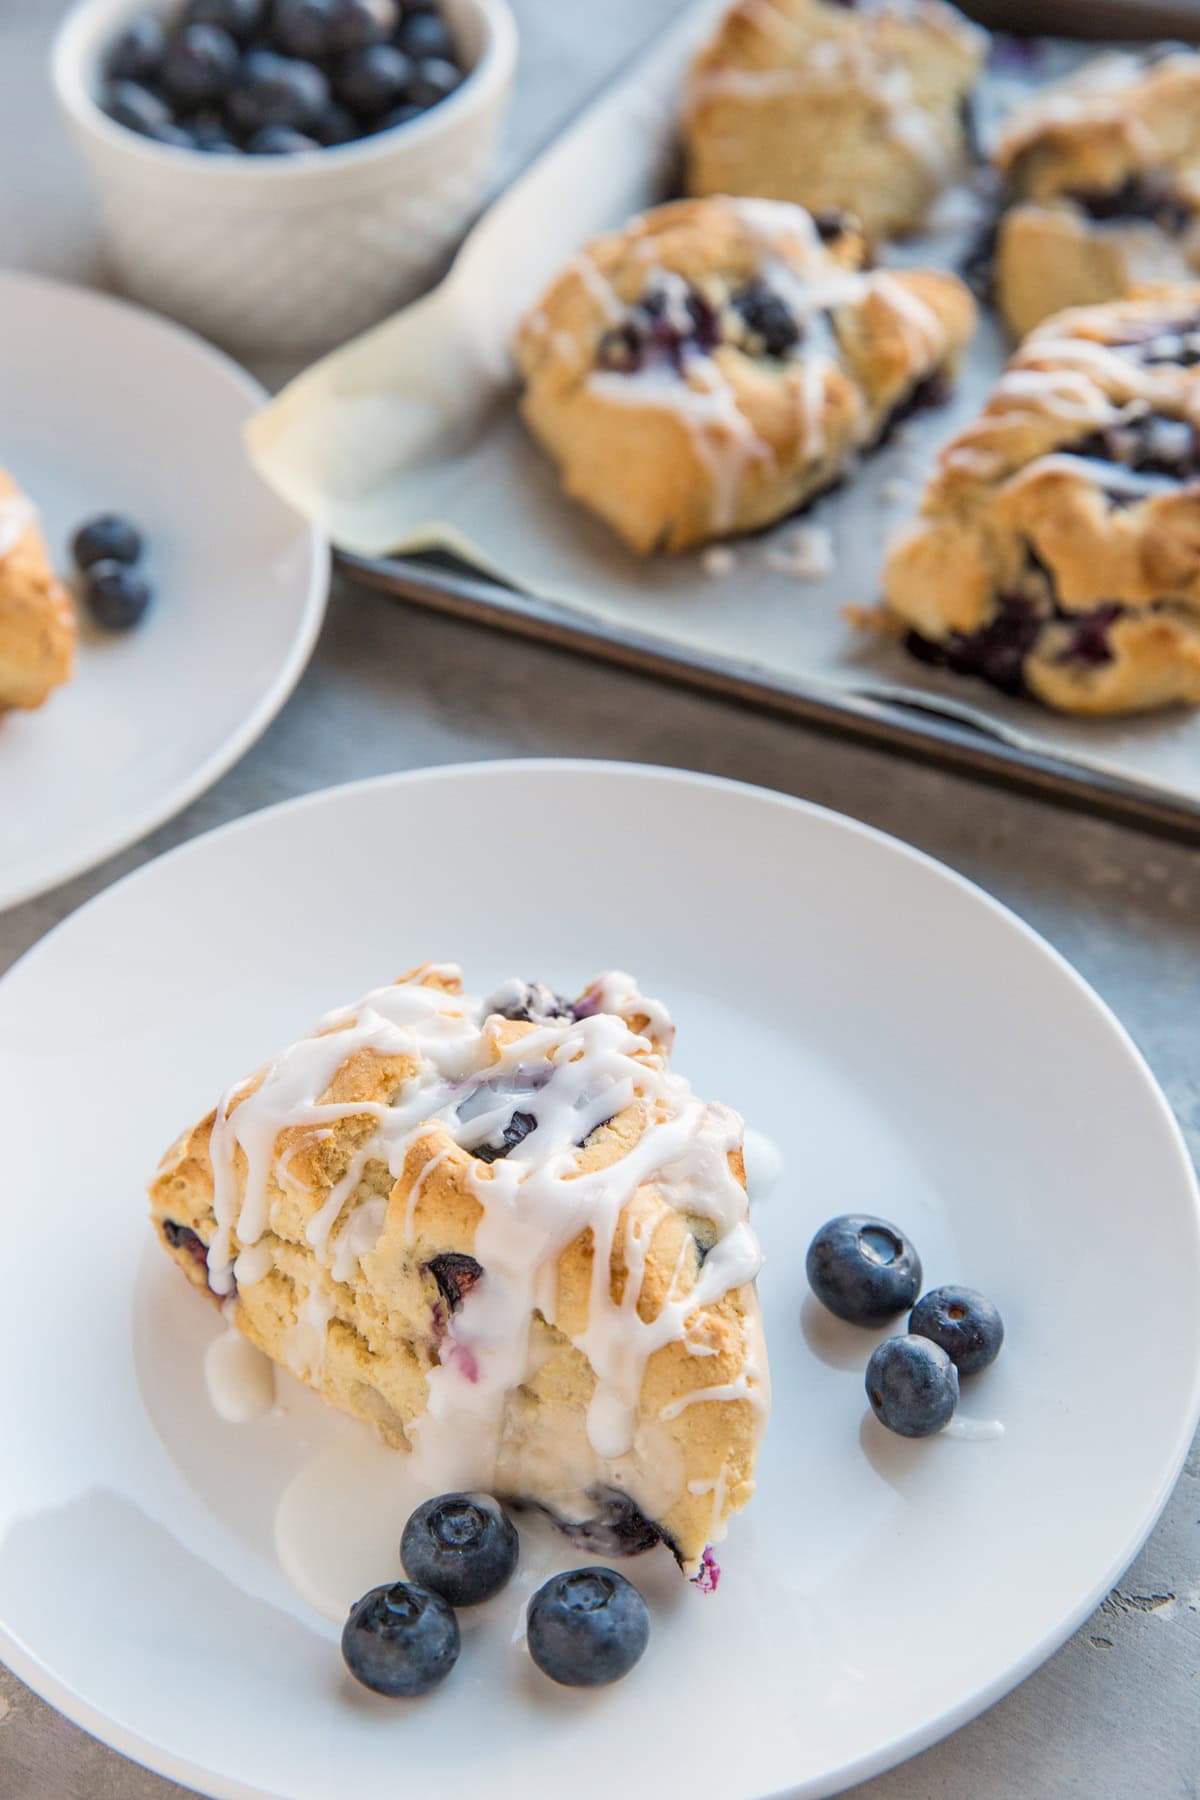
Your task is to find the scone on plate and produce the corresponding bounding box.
[514,197,976,554]
[150,963,768,1578]
[682,0,987,243]
[873,286,1200,715]
[990,50,1200,340]
[0,468,75,709]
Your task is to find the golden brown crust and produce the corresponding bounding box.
[148,963,766,1574]
[991,52,1200,337]
[515,197,976,555]
[0,468,75,710]
[877,285,1200,715]
[681,0,985,241]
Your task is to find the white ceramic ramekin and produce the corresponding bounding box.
[52,0,517,353]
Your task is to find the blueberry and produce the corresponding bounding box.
[805,1214,922,1326]
[227,49,329,132]
[184,0,263,40]
[147,120,197,147]
[404,54,461,108]
[189,111,238,150]
[398,11,454,60]
[527,1567,650,1688]
[103,14,167,82]
[335,43,412,116]
[83,561,153,630]
[426,1251,482,1311]
[374,101,422,132]
[103,78,173,136]
[247,123,319,151]
[341,1581,459,1697]
[908,1285,1004,1376]
[271,0,338,58]
[470,1109,535,1164]
[813,207,852,243]
[71,512,143,570]
[310,97,358,143]
[484,980,572,1024]
[865,1334,959,1437]
[160,24,240,108]
[732,279,801,358]
[401,1493,518,1606]
[327,0,397,50]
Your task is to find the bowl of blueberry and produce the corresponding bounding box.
[51,0,517,352]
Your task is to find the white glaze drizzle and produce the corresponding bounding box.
[205,968,767,1506]
[0,494,33,560]
[1017,453,1181,498]
[944,1415,1005,1441]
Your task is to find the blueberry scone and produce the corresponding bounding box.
[988,50,1200,340]
[515,198,976,554]
[150,964,768,1578]
[874,288,1200,715]
[681,0,986,243]
[0,468,75,710]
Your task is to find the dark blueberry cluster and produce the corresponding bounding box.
[162,1217,210,1271]
[1115,322,1200,368]
[596,283,720,375]
[553,1487,664,1559]
[729,278,803,358]
[484,980,573,1025]
[469,1107,536,1163]
[98,0,464,156]
[1063,173,1192,237]
[905,589,1044,697]
[1064,404,1200,480]
[70,510,153,630]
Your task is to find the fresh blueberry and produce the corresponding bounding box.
[147,120,197,147]
[398,11,454,59]
[866,1334,959,1437]
[341,1581,459,1697]
[160,24,240,108]
[327,0,397,50]
[189,111,238,150]
[401,1493,518,1606]
[103,78,173,136]
[908,1286,1004,1376]
[227,49,329,132]
[335,43,412,116]
[527,1567,650,1688]
[404,54,461,108]
[310,97,358,143]
[271,0,338,58]
[103,13,167,82]
[374,100,422,132]
[71,512,144,570]
[805,1214,922,1326]
[183,0,263,40]
[247,123,320,151]
[83,560,153,630]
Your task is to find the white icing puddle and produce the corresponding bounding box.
[204,1328,276,1423]
[944,1416,1005,1442]
[741,1129,782,1202]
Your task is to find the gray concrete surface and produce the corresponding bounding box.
[2,3,1198,1797]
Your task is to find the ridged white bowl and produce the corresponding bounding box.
[51,0,517,353]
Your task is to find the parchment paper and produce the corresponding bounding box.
[246,10,1200,809]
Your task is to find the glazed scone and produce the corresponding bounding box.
[150,964,768,1578]
[515,197,976,555]
[989,50,1200,339]
[873,287,1200,715]
[0,468,75,709]
[682,0,987,243]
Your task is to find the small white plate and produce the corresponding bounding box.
[1,761,1197,1800]
[0,270,327,910]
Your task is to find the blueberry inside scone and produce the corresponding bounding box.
[874,288,1200,714]
[0,468,75,711]
[982,50,1200,339]
[682,0,986,243]
[149,964,767,1578]
[514,197,976,554]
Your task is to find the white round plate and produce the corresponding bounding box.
[1,762,1197,1800]
[0,270,327,910]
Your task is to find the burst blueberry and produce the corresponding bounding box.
[527,1567,650,1687]
[865,1334,959,1437]
[341,1581,459,1696]
[908,1285,1004,1376]
[805,1214,923,1326]
[401,1493,518,1606]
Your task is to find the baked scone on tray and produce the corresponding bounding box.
[989,50,1200,339]
[150,963,768,1579]
[682,0,986,242]
[872,286,1200,716]
[515,197,976,554]
[0,467,75,710]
